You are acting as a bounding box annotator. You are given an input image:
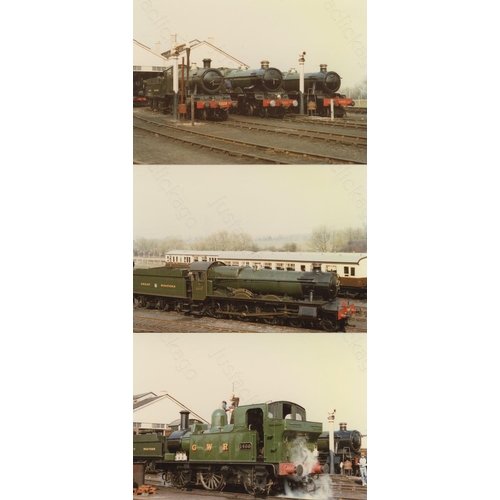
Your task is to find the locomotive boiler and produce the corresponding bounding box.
[133,261,356,331]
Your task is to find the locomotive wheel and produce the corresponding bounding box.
[321,317,337,332]
[207,302,224,319]
[245,104,254,116]
[236,305,251,322]
[288,318,303,328]
[259,107,268,118]
[199,469,226,491]
[244,475,267,495]
[262,308,285,325]
[171,470,189,488]
[305,477,316,493]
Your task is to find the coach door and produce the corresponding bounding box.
[192,270,207,301]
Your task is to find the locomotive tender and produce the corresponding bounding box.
[133,261,356,331]
[133,402,360,495]
[219,61,298,118]
[144,58,234,120]
[282,64,354,117]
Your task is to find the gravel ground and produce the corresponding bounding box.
[133,307,366,333]
[133,108,366,165]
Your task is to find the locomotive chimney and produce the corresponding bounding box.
[312,262,322,273]
[203,58,212,68]
[339,422,347,431]
[261,60,270,69]
[320,64,328,73]
[180,410,190,430]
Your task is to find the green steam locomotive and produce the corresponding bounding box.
[133,401,329,495]
[133,261,356,331]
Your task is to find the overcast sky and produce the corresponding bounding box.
[134,332,367,445]
[134,164,367,240]
[133,0,367,89]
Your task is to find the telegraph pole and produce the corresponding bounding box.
[328,410,336,474]
[299,51,306,115]
[172,46,179,120]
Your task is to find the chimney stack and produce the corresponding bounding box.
[180,411,190,430]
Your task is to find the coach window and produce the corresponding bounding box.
[301,265,306,271]
[264,262,272,269]
[351,267,356,276]
[344,266,349,275]
[276,262,284,270]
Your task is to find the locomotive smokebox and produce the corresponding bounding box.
[203,58,212,69]
[180,410,190,430]
[167,410,191,453]
[261,60,270,69]
[320,64,328,73]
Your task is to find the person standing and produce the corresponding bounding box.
[359,452,367,486]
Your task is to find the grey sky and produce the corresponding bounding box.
[134,164,367,240]
[133,0,367,90]
[134,332,367,444]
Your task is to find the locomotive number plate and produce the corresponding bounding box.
[239,442,252,450]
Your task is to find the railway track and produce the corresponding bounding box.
[212,117,367,148]
[287,115,367,131]
[141,475,367,500]
[133,115,365,165]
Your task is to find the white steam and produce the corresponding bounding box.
[278,437,334,499]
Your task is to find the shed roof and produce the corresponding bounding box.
[161,39,248,69]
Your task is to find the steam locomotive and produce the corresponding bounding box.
[219,61,298,118]
[133,401,363,495]
[282,64,354,117]
[144,58,234,120]
[133,261,356,331]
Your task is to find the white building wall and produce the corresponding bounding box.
[133,397,189,427]
[133,40,169,71]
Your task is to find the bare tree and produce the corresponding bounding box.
[281,242,298,252]
[308,225,333,252]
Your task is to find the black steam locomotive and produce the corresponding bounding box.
[144,58,234,120]
[219,61,298,118]
[282,64,355,117]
